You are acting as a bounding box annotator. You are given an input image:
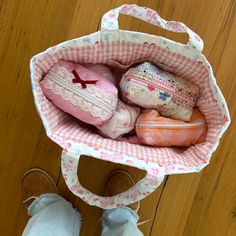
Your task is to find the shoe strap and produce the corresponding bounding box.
[137,219,153,226]
[22,196,37,204]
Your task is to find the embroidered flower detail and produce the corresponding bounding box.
[159,91,171,101]
[131,33,140,39]
[121,5,133,13]
[194,34,201,42]
[82,38,91,43]
[167,21,186,32]
[109,13,116,18]
[100,197,116,208]
[146,9,158,23]
[149,167,159,176]
[223,115,228,123]
[147,84,155,91]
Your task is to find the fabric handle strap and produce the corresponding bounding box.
[101,4,203,52]
[61,150,164,209]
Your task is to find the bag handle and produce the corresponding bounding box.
[61,150,164,209]
[101,4,203,52]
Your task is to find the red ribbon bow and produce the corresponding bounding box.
[71,69,98,89]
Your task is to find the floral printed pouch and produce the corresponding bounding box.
[120,62,200,121]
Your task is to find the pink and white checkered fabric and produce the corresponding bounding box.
[30,40,229,172]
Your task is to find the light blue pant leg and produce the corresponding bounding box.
[102,207,144,236]
[22,193,81,236]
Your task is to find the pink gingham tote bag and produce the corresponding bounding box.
[30,4,230,209]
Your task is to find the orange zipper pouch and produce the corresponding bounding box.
[135,108,207,147]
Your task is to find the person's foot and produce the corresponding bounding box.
[22,168,58,207]
[104,170,140,211]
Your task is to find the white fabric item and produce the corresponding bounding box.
[96,100,140,139]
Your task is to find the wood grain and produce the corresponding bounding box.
[0,0,235,235]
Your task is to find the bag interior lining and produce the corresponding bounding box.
[32,41,224,168]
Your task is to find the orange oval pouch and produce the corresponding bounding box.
[135,108,207,147]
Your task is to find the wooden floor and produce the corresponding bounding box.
[1,0,236,235]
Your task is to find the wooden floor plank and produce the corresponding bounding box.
[150,173,202,236]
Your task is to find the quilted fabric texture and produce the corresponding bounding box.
[120,62,199,121]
